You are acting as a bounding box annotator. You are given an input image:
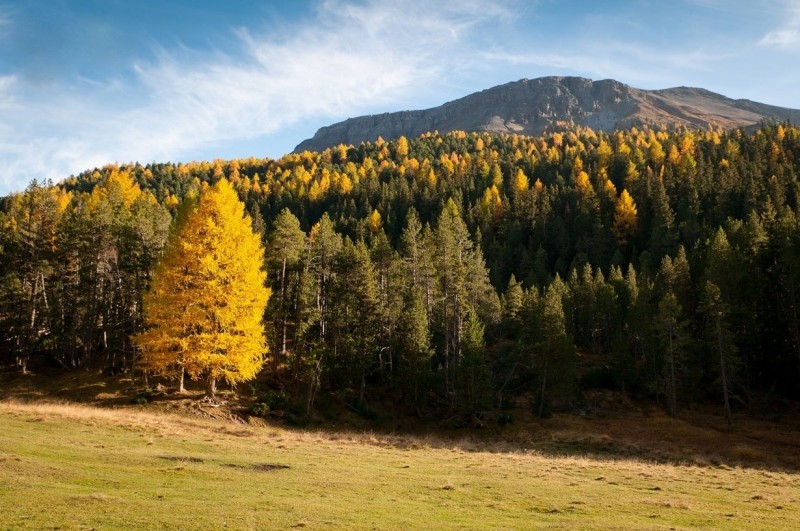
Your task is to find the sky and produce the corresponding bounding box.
[1,0,799,195]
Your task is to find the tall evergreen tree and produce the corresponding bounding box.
[267,208,306,371]
[654,292,691,417]
[699,281,737,426]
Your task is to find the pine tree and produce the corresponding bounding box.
[435,199,473,403]
[457,309,491,411]
[304,213,343,413]
[135,179,270,398]
[535,278,574,418]
[654,292,690,417]
[0,181,66,373]
[501,274,524,337]
[398,287,433,410]
[699,281,737,426]
[267,208,306,370]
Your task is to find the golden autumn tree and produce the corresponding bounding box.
[367,209,383,234]
[612,189,639,245]
[513,168,529,194]
[134,178,270,398]
[395,135,409,160]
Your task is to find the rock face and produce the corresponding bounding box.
[294,76,800,152]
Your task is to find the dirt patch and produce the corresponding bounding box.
[158,455,204,464]
[251,463,290,472]
[223,462,290,472]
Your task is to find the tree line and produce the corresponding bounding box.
[2,123,800,422]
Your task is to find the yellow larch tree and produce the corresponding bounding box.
[612,189,639,245]
[575,170,592,193]
[367,209,383,234]
[396,135,409,160]
[513,168,529,194]
[134,178,270,398]
[479,184,504,222]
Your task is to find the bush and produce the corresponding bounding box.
[265,390,289,411]
[132,387,153,405]
[251,387,290,411]
[249,402,270,418]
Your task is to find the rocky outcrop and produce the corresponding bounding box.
[294,76,800,152]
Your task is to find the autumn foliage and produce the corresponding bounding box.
[134,179,269,397]
[4,123,800,419]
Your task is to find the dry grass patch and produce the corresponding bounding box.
[731,444,768,462]
[2,399,800,529]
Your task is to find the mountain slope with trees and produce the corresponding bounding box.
[295,77,800,153]
[2,122,800,424]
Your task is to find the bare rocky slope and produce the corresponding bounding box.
[295,76,800,152]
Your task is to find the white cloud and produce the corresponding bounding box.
[480,42,730,89]
[759,0,800,49]
[0,0,515,195]
[0,74,16,96]
[6,0,796,197]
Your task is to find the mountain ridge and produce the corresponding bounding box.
[294,76,800,152]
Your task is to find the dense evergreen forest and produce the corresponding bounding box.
[3,123,800,423]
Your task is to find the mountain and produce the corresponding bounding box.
[294,76,800,152]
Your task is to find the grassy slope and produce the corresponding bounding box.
[1,402,799,530]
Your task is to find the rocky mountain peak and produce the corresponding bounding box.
[294,76,800,153]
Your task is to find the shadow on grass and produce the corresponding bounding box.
[2,360,800,473]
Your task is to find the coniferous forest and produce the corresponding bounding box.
[3,123,800,423]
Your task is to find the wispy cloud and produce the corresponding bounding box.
[2,0,797,196]
[759,0,800,48]
[480,41,731,89]
[0,0,514,194]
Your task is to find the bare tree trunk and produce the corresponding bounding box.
[668,327,677,418]
[538,353,549,419]
[307,353,324,417]
[178,367,186,393]
[205,374,217,399]
[279,257,288,374]
[497,362,518,410]
[716,314,734,427]
[359,371,366,408]
[23,276,38,375]
[443,289,450,401]
[17,354,28,375]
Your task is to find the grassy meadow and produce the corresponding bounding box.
[1,401,799,529]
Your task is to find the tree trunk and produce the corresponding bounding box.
[280,257,287,348]
[24,278,37,375]
[668,326,677,418]
[178,367,186,393]
[359,371,366,408]
[716,314,734,426]
[538,353,549,419]
[205,374,217,399]
[307,353,324,417]
[443,290,450,400]
[18,355,28,375]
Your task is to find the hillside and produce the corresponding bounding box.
[295,76,800,152]
[4,123,800,431]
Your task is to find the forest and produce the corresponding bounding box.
[2,123,800,424]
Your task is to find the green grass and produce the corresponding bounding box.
[1,401,799,530]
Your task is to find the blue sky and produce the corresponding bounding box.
[1,0,799,195]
